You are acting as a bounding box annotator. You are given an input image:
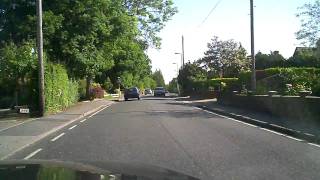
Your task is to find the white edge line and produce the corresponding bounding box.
[260,128,285,136]
[23,148,42,160]
[239,122,258,128]
[202,109,258,128]
[308,143,320,148]
[68,125,77,130]
[80,119,87,123]
[51,133,65,142]
[285,135,304,142]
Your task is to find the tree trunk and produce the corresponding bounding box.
[86,76,92,100]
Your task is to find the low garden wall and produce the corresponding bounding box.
[218,94,320,121]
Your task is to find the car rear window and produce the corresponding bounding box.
[155,87,164,90]
[129,88,137,92]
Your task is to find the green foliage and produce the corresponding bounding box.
[45,63,79,113]
[0,41,37,83]
[168,78,178,93]
[102,77,113,92]
[0,1,176,109]
[255,51,286,70]
[152,69,166,87]
[78,80,87,100]
[296,0,320,46]
[287,49,320,68]
[239,67,320,96]
[178,62,207,94]
[123,0,178,48]
[208,78,239,93]
[208,78,239,87]
[197,36,250,77]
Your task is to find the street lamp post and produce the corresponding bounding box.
[172,63,180,95]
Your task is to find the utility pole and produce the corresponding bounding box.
[182,35,185,67]
[36,0,45,116]
[250,0,256,91]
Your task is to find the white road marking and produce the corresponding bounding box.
[80,119,87,123]
[202,109,258,127]
[260,128,285,136]
[304,133,315,137]
[239,122,258,128]
[68,125,77,130]
[23,148,42,160]
[308,143,320,148]
[88,106,108,118]
[285,135,304,142]
[51,133,65,142]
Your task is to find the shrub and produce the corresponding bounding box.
[208,78,239,92]
[90,83,104,100]
[78,79,87,100]
[239,67,320,96]
[45,63,79,113]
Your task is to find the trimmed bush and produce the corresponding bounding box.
[239,68,320,96]
[45,63,79,113]
[208,78,239,92]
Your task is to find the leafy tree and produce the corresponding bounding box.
[122,0,178,48]
[167,78,178,93]
[287,50,320,68]
[296,0,320,46]
[0,41,37,105]
[198,36,250,78]
[178,62,207,93]
[255,51,286,70]
[152,69,166,87]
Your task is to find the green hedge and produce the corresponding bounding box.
[208,78,239,93]
[45,63,79,113]
[239,68,320,96]
[208,78,239,86]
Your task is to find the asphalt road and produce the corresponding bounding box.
[9,96,320,179]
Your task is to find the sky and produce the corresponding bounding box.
[147,0,311,83]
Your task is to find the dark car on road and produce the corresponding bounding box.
[154,87,166,97]
[124,87,140,101]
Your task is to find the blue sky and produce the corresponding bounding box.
[147,0,311,83]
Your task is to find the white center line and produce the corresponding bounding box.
[260,128,285,136]
[68,125,78,130]
[308,143,320,148]
[51,133,65,142]
[80,119,87,123]
[23,148,42,160]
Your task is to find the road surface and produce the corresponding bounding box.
[9,97,320,179]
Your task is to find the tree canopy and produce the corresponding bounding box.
[255,51,286,70]
[197,36,250,78]
[0,0,177,103]
[152,69,166,87]
[296,0,320,46]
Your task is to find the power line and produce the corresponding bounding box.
[198,0,223,27]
